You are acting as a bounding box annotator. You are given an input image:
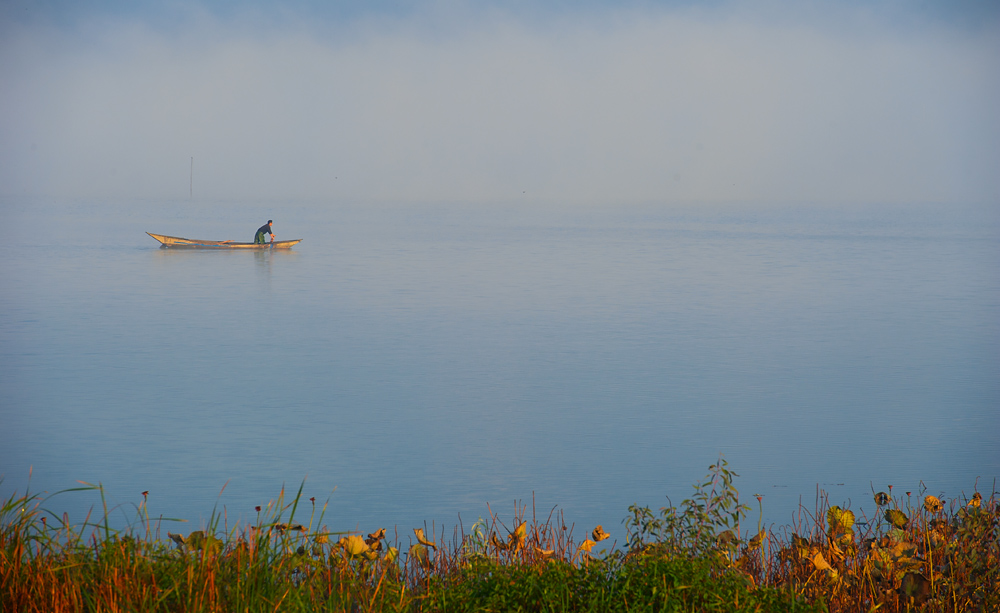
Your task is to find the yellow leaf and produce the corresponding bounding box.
[885,509,908,529]
[812,551,832,572]
[889,540,916,561]
[827,506,855,531]
[339,535,369,557]
[577,539,596,553]
[509,522,527,551]
[414,528,436,549]
[923,495,943,514]
[409,543,431,567]
[828,540,845,563]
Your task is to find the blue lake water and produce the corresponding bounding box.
[2,197,998,545]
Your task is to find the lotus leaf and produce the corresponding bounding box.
[717,529,738,548]
[885,508,908,529]
[535,547,555,557]
[923,495,943,513]
[414,528,436,549]
[409,543,431,567]
[827,526,854,555]
[184,531,221,554]
[509,521,528,550]
[865,547,893,581]
[792,533,811,558]
[827,506,855,530]
[927,527,947,548]
[900,572,931,602]
[836,528,854,546]
[812,550,833,572]
[828,539,848,564]
[340,535,369,557]
[889,539,916,560]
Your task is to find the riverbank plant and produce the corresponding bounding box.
[2,464,995,612]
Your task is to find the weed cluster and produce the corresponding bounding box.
[624,460,999,612]
[2,462,995,612]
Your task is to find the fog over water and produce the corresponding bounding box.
[1,0,998,204]
[1,1,998,542]
[2,198,998,542]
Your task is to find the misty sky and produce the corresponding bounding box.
[1,0,998,204]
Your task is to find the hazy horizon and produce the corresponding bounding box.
[1,0,998,205]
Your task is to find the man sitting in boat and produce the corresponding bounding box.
[254,220,275,244]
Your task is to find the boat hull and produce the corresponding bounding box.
[147,233,302,249]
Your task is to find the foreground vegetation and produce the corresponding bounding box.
[2,460,996,612]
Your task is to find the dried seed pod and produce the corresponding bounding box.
[592,525,610,542]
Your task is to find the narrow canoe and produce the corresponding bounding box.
[147,233,302,249]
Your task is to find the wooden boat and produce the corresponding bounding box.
[147,233,302,249]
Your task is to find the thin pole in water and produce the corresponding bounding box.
[190,157,193,199]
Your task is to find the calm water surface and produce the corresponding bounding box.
[2,198,998,543]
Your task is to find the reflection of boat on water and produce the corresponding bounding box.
[146,233,302,249]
